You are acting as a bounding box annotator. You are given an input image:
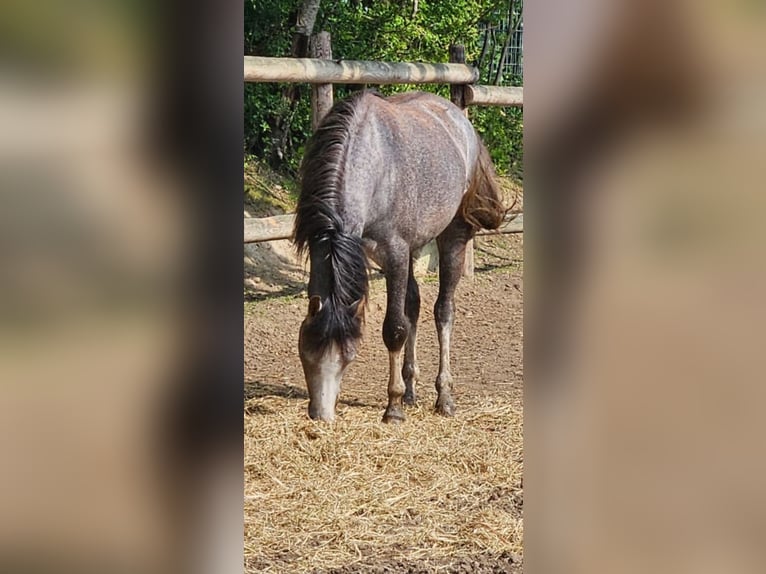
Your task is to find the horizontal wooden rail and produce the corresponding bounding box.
[244,56,479,85]
[244,213,522,244]
[483,212,523,234]
[244,214,294,243]
[465,85,523,107]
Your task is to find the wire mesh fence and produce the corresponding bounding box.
[477,2,523,86]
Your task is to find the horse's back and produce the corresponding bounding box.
[375,92,476,149]
[343,92,478,252]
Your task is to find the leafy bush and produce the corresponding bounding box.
[471,105,523,181]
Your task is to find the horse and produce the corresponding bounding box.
[292,90,505,423]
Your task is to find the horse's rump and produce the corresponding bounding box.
[375,91,507,233]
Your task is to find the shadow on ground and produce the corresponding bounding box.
[244,380,375,410]
[245,550,522,574]
[244,240,306,302]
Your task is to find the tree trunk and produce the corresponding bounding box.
[290,0,322,58]
[270,0,323,168]
[485,27,497,84]
[310,32,334,130]
[476,25,489,71]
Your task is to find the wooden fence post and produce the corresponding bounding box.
[311,32,333,129]
[449,44,475,279]
[449,44,467,109]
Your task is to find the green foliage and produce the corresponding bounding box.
[318,1,495,63]
[471,105,523,181]
[244,0,522,181]
[245,0,293,56]
[244,83,313,173]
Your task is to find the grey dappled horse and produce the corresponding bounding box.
[293,90,504,423]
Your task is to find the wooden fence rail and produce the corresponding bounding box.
[244,213,523,244]
[244,55,479,85]
[465,85,523,107]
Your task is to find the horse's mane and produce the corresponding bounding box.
[293,91,375,354]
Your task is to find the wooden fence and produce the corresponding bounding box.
[244,212,523,244]
[244,41,523,275]
[243,56,523,106]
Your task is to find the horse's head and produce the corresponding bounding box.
[298,295,364,421]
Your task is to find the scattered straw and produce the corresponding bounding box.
[244,393,523,573]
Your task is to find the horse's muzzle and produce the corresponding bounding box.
[308,402,335,422]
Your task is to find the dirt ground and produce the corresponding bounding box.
[244,233,523,405]
[244,229,523,573]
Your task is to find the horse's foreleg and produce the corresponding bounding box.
[402,257,421,406]
[434,224,472,417]
[382,253,411,424]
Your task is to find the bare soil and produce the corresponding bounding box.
[310,550,520,574]
[244,233,522,405]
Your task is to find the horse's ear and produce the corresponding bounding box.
[307,296,323,318]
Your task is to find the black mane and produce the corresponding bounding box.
[292,91,374,353]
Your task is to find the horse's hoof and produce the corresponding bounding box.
[434,397,455,417]
[403,391,417,406]
[382,407,406,424]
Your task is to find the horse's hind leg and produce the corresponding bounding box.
[434,220,473,417]
[381,248,412,424]
[402,256,420,406]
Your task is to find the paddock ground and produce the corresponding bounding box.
[244,229,523,574]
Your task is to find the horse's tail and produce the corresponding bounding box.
[460,137,509,230]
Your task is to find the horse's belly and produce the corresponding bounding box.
[411,201,464,247]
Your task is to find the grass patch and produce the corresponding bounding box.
[245,154,298,216]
